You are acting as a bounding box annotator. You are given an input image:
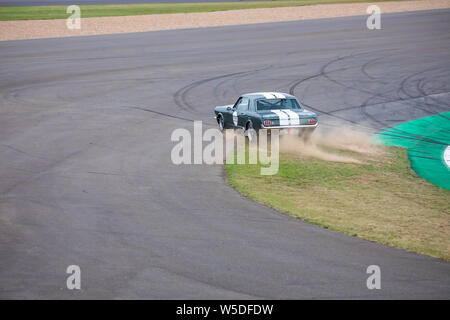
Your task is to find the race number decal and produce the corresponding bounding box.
[233,111,238,126]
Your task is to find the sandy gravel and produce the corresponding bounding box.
[1,0,449,41]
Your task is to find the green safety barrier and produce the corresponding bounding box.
[376,112,450,190]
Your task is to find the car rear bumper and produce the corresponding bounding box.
[261,123,318,129]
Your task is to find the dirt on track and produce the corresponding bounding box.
[279,126,384,164]
[1,0,450,41]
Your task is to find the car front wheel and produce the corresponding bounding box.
[218,115,224,132]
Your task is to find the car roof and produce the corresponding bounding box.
[242,92,296,99]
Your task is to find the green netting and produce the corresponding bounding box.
[376,112,450,190]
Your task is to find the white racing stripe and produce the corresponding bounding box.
[254,92,275,99]
[282,109,300,125]
[271,109,290,126]
[254,92,286,99]
[271,92,286,99]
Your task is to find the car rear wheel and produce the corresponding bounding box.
[245,122,257,142]
[298,127,316,142]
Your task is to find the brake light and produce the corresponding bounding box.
[309,118,316,124]
[264,120,274,126]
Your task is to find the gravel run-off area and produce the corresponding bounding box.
[1,0,450,41]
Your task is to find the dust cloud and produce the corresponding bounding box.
[280,126,383,164]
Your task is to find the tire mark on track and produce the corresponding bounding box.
[361,56,389,82]
[289,51,449,129]
[173,71,255,113]
[416,73,450,112]
[123,105,216,126]
[396,67,443,114]
[288,53,374,128]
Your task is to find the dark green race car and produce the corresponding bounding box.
[214,92,318,140]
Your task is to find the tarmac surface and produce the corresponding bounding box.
[0,10,449,298]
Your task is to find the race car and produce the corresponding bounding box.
[214,92,318,140]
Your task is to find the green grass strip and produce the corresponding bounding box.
[0,0,410,21]
[226,144,449,260]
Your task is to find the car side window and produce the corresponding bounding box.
[236,97,249,112]
[233,98,242,109]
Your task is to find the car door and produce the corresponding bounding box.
[236,97,250,128]
[224,97,241,128]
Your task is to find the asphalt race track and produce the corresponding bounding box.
[0,0,268,7]
[0,10,449,299]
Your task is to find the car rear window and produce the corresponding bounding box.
[256,98,301,111]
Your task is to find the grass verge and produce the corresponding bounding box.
[0,0,410,21]
[225,144,450,260]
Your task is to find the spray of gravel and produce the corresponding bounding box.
[279,126,383,164]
